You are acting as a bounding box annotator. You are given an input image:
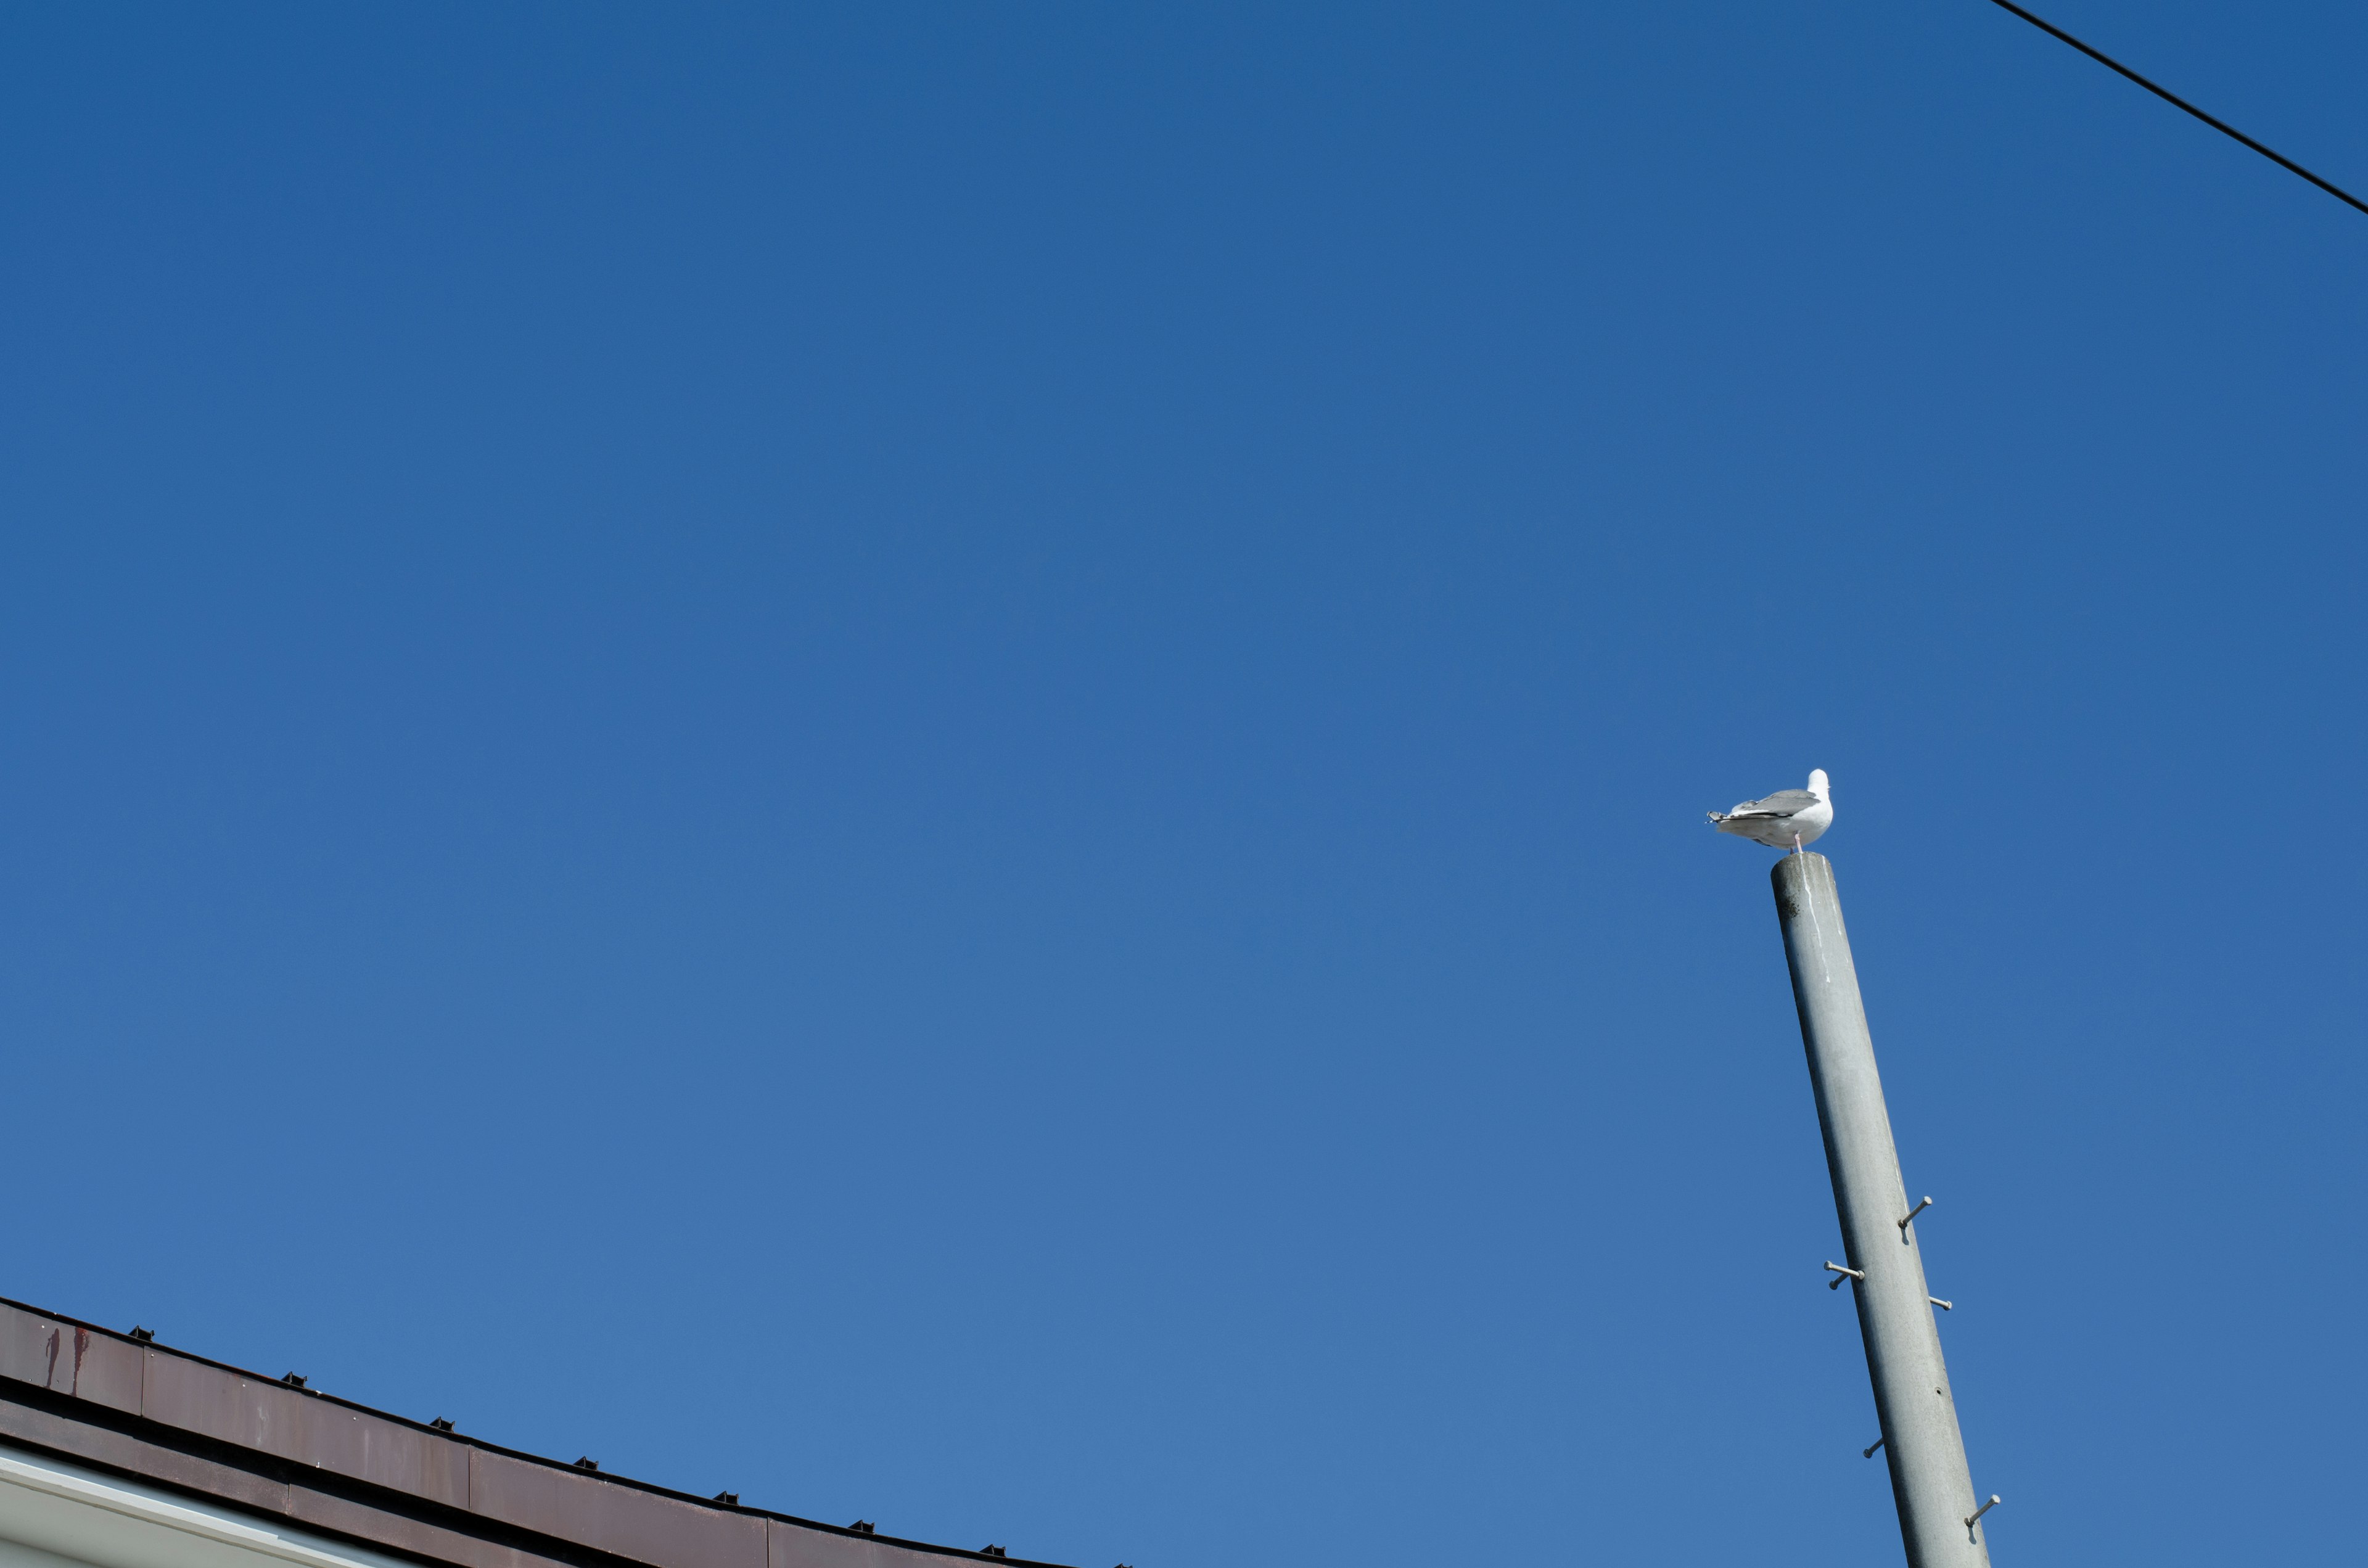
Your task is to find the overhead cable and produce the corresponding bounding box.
[1981,0,2368,218]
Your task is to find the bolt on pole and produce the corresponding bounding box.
[1772,853,1995,1566]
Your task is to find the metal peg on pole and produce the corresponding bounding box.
[1773,853,1993,1566]
[1901,1196,1933,1231]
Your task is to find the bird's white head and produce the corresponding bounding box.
[1807,768,1830,799]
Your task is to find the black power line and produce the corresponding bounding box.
[1982,0,2368,218]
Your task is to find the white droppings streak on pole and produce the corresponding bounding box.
[1773,853,1995,1567]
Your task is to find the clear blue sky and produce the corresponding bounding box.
[3,4,2362,1564]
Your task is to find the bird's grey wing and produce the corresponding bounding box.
[1726,788,1820,819]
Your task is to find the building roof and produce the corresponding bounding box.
[0,1297,1075,1568]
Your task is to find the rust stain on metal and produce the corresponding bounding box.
[0,1295,1074,1568]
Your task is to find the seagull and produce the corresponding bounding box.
[1708,769,1833,851]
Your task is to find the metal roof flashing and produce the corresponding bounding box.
[0,1297,1071,1568]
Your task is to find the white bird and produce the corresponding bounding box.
[1708,770,1833,850]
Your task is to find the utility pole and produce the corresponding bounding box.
[1772,853,1996,1566]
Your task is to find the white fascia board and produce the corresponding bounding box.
[0,1443,411,1568]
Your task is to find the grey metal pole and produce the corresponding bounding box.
[1772,852,1995,1567]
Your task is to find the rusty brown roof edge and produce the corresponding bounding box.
[0,1296,1072,1568]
